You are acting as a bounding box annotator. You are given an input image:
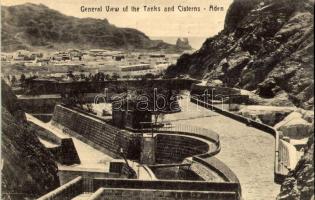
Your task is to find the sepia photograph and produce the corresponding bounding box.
[0,0,314,199]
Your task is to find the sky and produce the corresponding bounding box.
[2,0,232,38]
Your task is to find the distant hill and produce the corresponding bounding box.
[1,3,189,52]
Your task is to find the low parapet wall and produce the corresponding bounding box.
[58,167,121,186]
[278,140,300,173]
[38,176,240,200]
[91,178,240,194]
[37,176,83,200]
[193,157,240,184]
[155,134,209,164]
[89,187,238,200]
[18,95,61,114]
[52,105,141,160]
[190,96,285,183]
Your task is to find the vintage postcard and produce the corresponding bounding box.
[1,0,314,199]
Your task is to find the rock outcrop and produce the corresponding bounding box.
[238,105,296,126]
[175,38,192,50]
[166,0,314,109]
[277,134,314,200]
[1,81,59,199]
[274,111,313,139]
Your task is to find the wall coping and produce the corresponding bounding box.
[37,176,83,200]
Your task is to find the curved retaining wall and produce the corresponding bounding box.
[130,123,221,159]
[190,96,286,183]
[155,134,209,163]
[146,124,240,192]
[48,104,242,199]
[193,157,240,183]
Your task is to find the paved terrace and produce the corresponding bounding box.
[162,96,280,200]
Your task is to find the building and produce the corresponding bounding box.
[52,52,71,61]
[112,98,152,130]
[118,64,151,72]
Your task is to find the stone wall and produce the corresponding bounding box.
[90,188,238,200]
[191,84,241,96]
[52,105,141,160]
[26,79,197,95]
[48,139,81,165]
[39,175,241,200]
[278,140,300,173]
[192,157,240,184]
[18,95,61,114]
[37,176,83,200]
[155,134,209,164]
[58,169,120,186]
[28,121,80,165]
[91,178,240,195]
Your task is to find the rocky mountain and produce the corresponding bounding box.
[1,80,59,199]
[277,134,314,200]
[1,3,189,52]
[166,0,314,109]
[175,38,192,50]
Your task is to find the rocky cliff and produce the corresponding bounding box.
[277,134,314,200]
[166,0,314,109]
[1,3,189,52]
[1,81,59,199]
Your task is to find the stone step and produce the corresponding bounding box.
[71,192,93,200]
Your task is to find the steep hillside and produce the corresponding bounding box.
[166,0,314,109]
[1,3,187,52]
[1,81,59,199]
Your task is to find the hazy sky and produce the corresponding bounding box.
[2,0,232,37]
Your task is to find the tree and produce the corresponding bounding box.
[105,74,110,80]
[67,71,75,81]
[80,71,86,80]
[112,73,120,80]
[20,74,26,84]
[11,75,17,85]
[144,73,155,79]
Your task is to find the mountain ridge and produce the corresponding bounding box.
[1,3,189,52]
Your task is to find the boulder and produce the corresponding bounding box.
[238,105,296,126]
[296,108,314,123]
[207,79,223,87]
[275,111,313,139]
